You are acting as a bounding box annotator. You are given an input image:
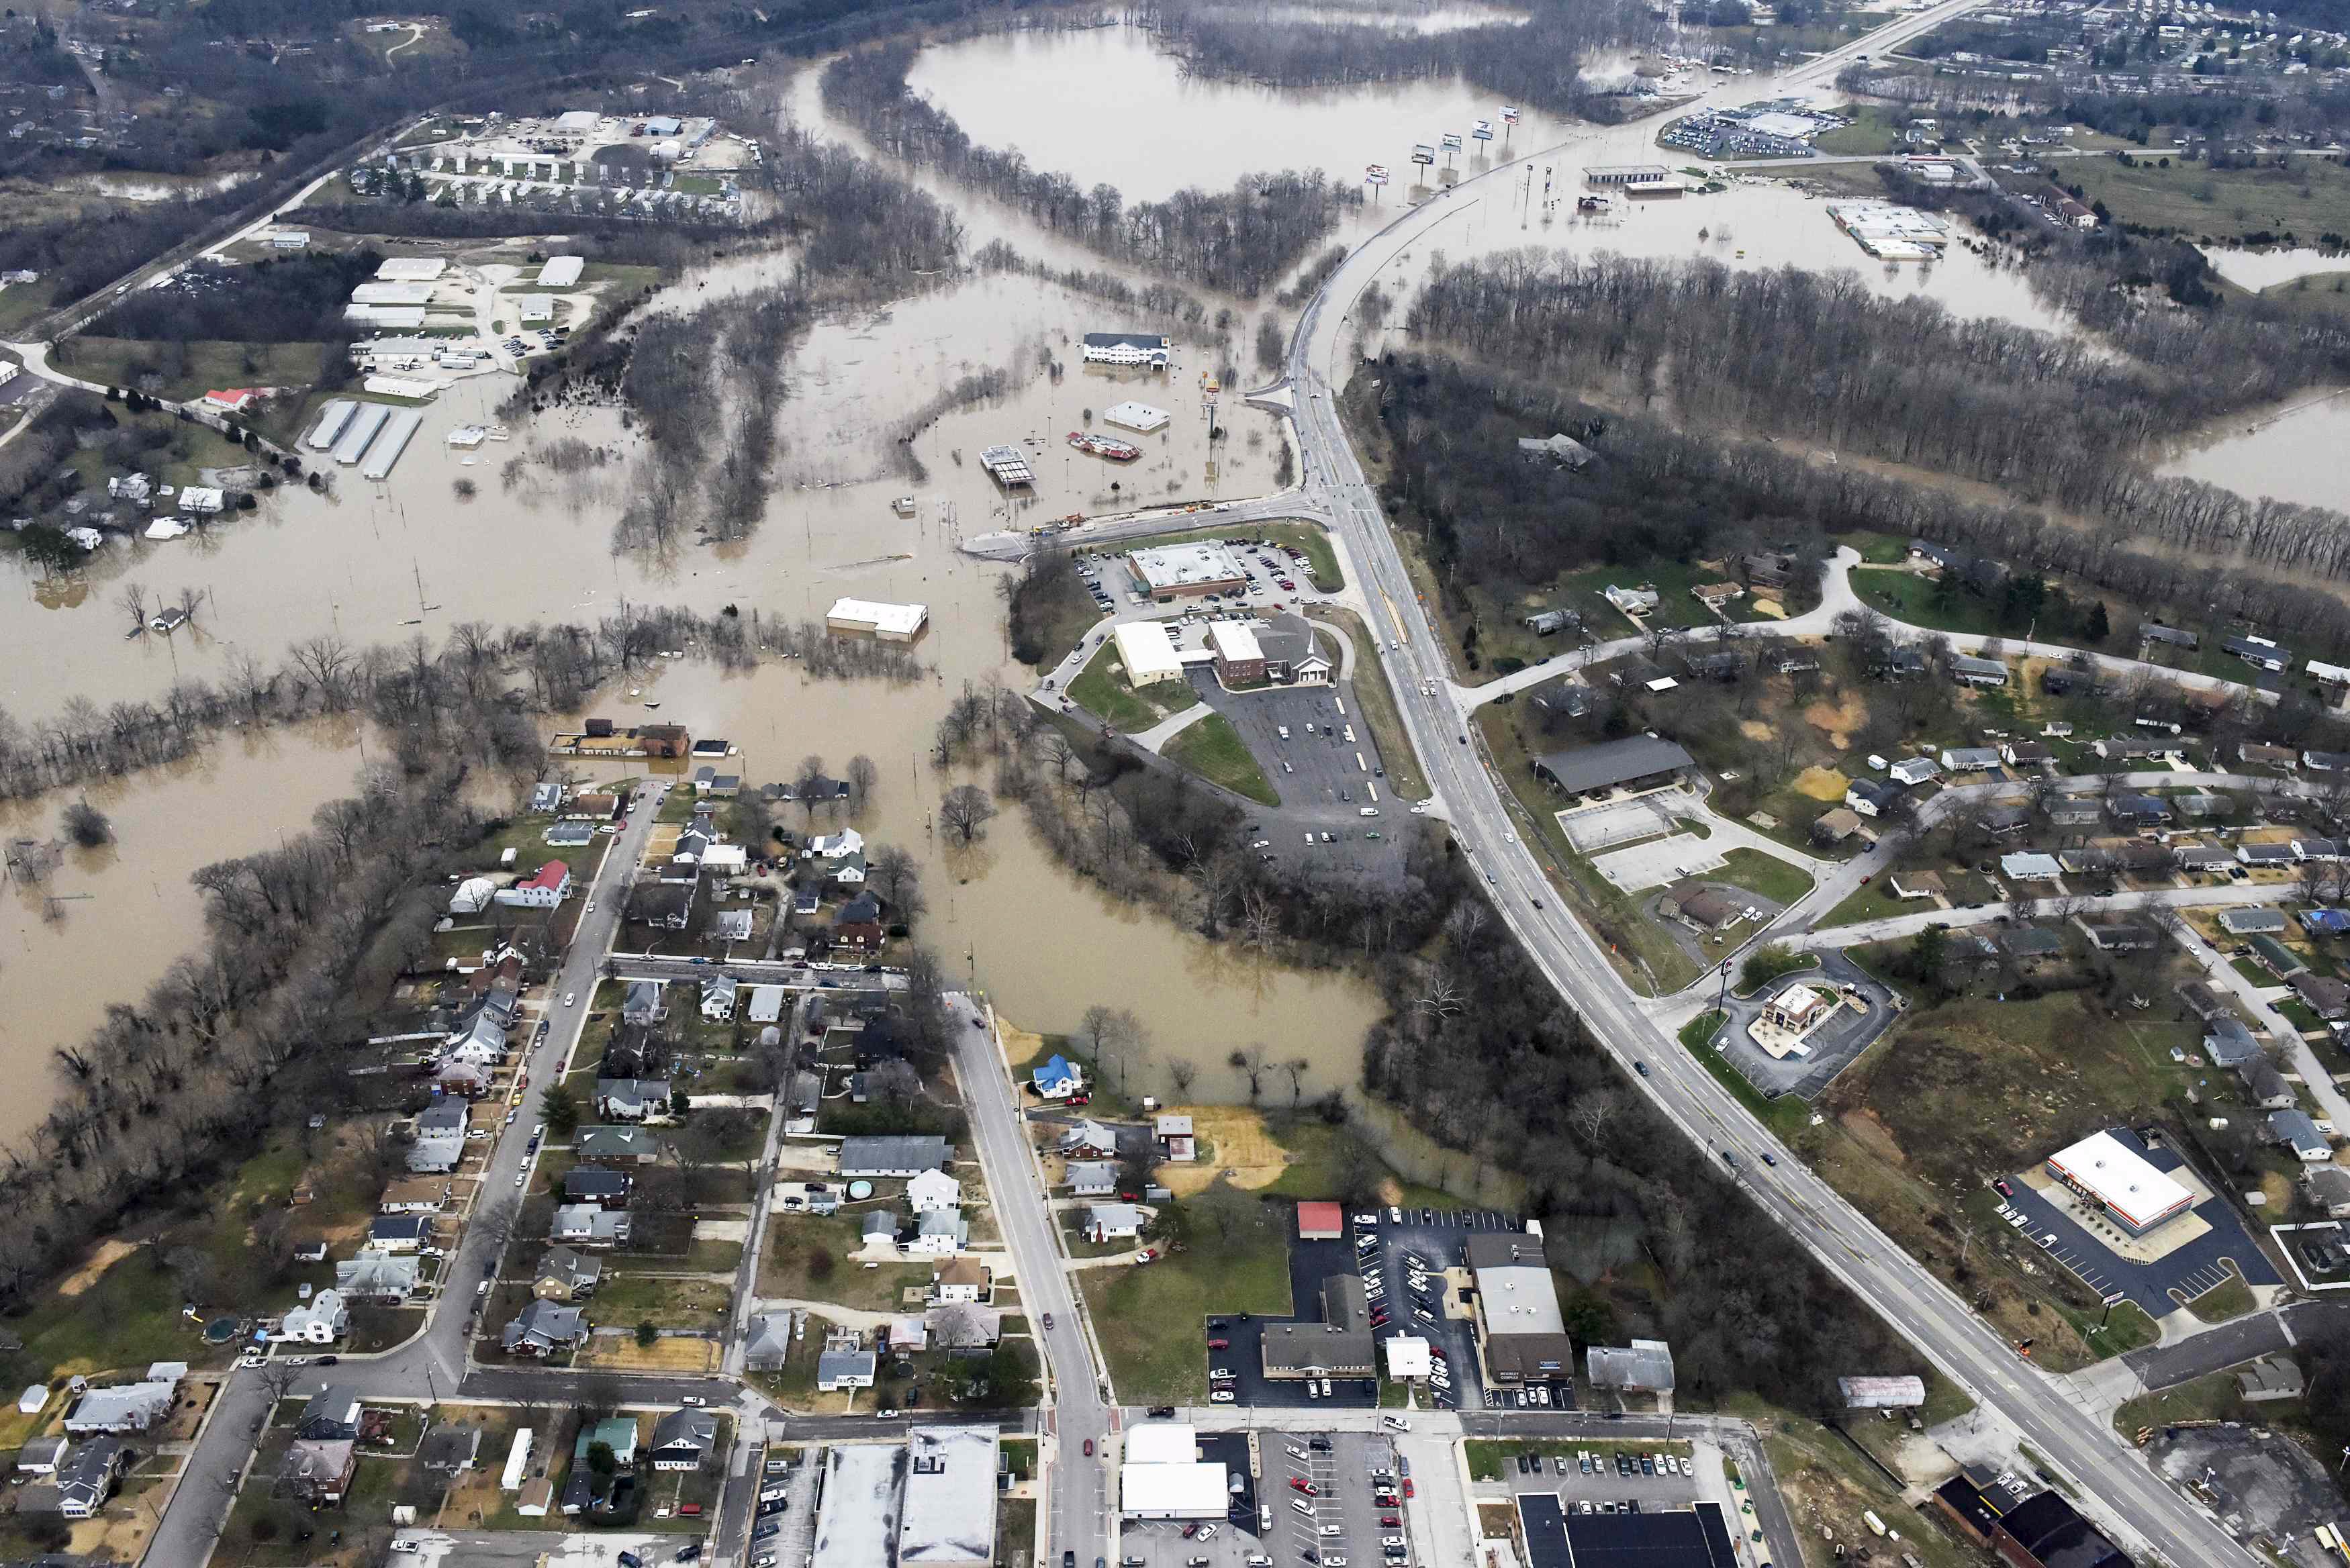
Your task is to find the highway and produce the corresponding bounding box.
[1272,27,2260,1567]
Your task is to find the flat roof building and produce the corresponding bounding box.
[1111,621,1185,687]
[1121,1421,1228,1518]
[813,1443,901,1568]
[537,255,584,287]
[1082,332,1170,367]
[902,1426,999,1565]
[1261,1275,1374,1379]
[1532,736,1695,797]
[1466,1232,1572,1384]
[375,256,448,282]
[1209,620,1267,684]
[827,598,928,642]
[1126,542,1248,599]
[1104,401,1171,433]
[2045,1130,2193,1234]
[978,445,1035,487]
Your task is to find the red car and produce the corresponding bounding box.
[1404,1480,1415,1499]
[1083,1439,1094,1457]
[1380,1516,1399,1528]
[1182,1524,1200,1538]
[1289,1478,1316,1496]
[1994,1179,2014,1197]
[1207,1338,1230,1350]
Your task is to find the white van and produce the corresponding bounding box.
[1278,725,1290,740]
[1382,1416,1412,1432]
[1292,1498,1317,1519]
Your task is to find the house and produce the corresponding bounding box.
[1064,1161,1117,1196]
[38,1436,124,1518]
[277,1438,359,1504]
[1659,881,1742,932]
[1889,755,1940,786]
[833,892,885,950]
[379,1177,451,1214]
[1949,654,2008,687]
[2047,798,2103,830]
[2303,1165,2350,1219]
[649,1409,719,1471]
[839,1134,951,1177]
[2202,1016,2265,1067]
[2290,971,2349,1020]
[2177,845,2235,874]
[1523,608,1581,637]
[1887,871,1944,901]
[279,1289,349,1344]
[494,860,571,909]
[700,976,737,1022]
[2241,1061,2295,1110]
[2250,934,2307,977]
[2218,908,2286,936]
[14,1436,68,1475]
[2174,791,2231,820]
[862,1210,900,1251]
[2077,922,2157,952]
[622,980,665,1024]
[503,1300,589,1357]
[933,1257,993,1305]
[1031,1054,1083,1100]
[910,1211,968,1256]
[2239,742,2300,770]
[1940,746,2002,773]
[630,881,698,930]
[2239,842,2298,870]
[367,1214,432,1254]
[2000,926,2066,961]
[1517,432,1595,468]
[1873,646,1928,681]
[1603,584,1660,616]
[1086,1203,1147,1243]
[1056,1120,1121,1159]
[1585,1339,1676,1394]
[1154,1113,1196,1163]
[550,1205,630,1246]
[2108,793,2172,828]
[712,908,753,944]
[907,1169,961,1214]
[2000,742,2052,769]
[2304,749,2350,773]
[2222,634,2289,671]
[434,1060,491,1098]
[928,1303,1003,1348]
[2296,838,2344,863]
[565,1167,633,1208]
[576,1125,663,1163]
[2177,981,2231,1022]
[596,1079,673,1122]
[408,1101,473,1171]
[574,1416,640,1471]
[297,1386,365,1441]
[335,1253,420,1302]
[534,1246,603,1301]
[2300,908,2350,937]
[743,1312,798,1370]
[886,1314,929,1353]
[817,1347,878,1391]
[421,1423,483,1475]
[2270,1108,2333,1161]
[1844,777,1904,819]
[2000,852,2063,882]
[2143,623,2199,650]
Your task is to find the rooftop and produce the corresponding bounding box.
[901,1426,999,1564]
[2047,1130,2192,1228]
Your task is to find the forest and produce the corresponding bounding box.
[1363,352,2350,667]
[1135,0,1654,119]
[822,44,1360,297]
[87,250,384,344]
[1407,250,2350,590]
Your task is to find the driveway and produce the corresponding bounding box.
[1707,953,1897,1101]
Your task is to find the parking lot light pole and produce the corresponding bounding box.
[1714,959,1732,1022]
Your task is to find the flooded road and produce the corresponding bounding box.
[0,725,365,1150]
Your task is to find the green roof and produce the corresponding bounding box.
[2250,934,2307,976]
[575,1416,639,1463]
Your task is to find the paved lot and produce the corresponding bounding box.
[1192,670,1413,887]
[1995,1131,2283,1320]
[1591,832,1724,893]
[1561,793,1694,856]
[1120,1430,1405,1568]
[2119,1304,2350,1392]
[2149,1426,2346,1565]
[1354,1212,1512,1415]
[1710,954,1897,1100]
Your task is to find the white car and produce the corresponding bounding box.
[1197,1524,1218,1542]
[514,1171,527,1187]
[562,992,576,1006]
[1210,1389,1235,1403]
[236,1353,267,1369]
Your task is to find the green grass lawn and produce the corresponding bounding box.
[1078,1191,1294,1402]
[1838,531,1913,566]
[1819,873,1918,928]
[1814,105,1910,156]
[1677,1010,1812,1138]
[1711,847,1816,907]
[57,338,329,404]
[1067,639,1198,732]
[1850,567,2011,638]
[1164,712,1280,806]
[2063,152,2350,245]
[756,1214,928,1312]
[2180,1264,2256,1323]
[1309,605,1429,801]
[592,1273,731,1332]
[2112,1368,2292,1439]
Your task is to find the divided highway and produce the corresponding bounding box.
[1274,54,2255,1568]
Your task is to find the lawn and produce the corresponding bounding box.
[1067,639,1198,732]
[1837,531,1913,566]
[54,403,253,495]
[1164,712,1280,806]
[1307,605,1429,800]
[1736,1400,1985,1568]
[1000,1498,1037,1566]
[1077,1189,1295,1402]
[592,1273,732,1332]
[1820,873,1921,929]
[2113,1369,2292,1439]
[56,338,329,405]
[1468,1437,1693,1481]
[1813,105,1910,156]
[1710,847,1816,907]
[2180,1264,2255,1324]
[2063,152,2350,246]
[1850,567,2012,638]
[756,1214,930,1313]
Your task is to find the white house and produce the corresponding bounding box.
[906,1169,961,1214]
[700,979,736,1023]
[1086,1203,1147,1243]
[1888,756,1939,786]
[493,860,571,909]
[277,1289,349,1344]
[810,828,865,861]
[908,1212,968,1257]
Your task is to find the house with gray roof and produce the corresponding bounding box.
[575,1125,663,1163]
[534,1246,602,1301]
[502,1300,588,1357]
[2241,1061,2295,1110]
[817,1347,877,1390]
[649,1409,718,1471]
[743,1312,798,1370]
[1064,1161,1117,1195]
[550,1205,630,1246]
[838,1134,951,1177]
[2202,1016,2264,1067]
[1585,1339,1675,1392]
[1531,736,1694,797]
[335,1252,420,1302]
[2218,907,2286,936]
[594,1079,672,1122]
[2271,1108,2333,1161]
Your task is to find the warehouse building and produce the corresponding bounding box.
[1532,736,1695,799]
[2044,1130,2193,1236]
[1466,1230,1572,1386]
[1120,1422,1229,1520]
[1126,542,1248,599]
[826,598,928,642]
[375,256,448,282]
[537,255,585,287]
[1104,401,1171,433]
[1111,622,1186,687]
[813,1443,902,1568]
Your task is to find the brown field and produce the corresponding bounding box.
[1793,766,1850,802]
[58,1238,137,1297]
[574,1335,719,1373]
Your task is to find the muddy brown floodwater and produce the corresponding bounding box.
[2157,388,2350,513]
[0,724,367,1151]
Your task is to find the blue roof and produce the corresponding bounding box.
[1032,1055,1078,1089]
[2302,908,2350,934]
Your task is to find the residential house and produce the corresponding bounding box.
[2302,1165,2350,1219]
[861,1210,900,1252]
[421,1423,483,1475]
[1950,654,2009,687]
[1056,1120,1120,1159]
[2218,908,2286,936]
[435,1060,491,1099]
[2000,926,2066,961]
[1889,755,1940,786]
[2271,1109,2333,1161]
[595,1079,673,1122]
[2222,634,2289,671]
[2202,1016,2265,1067]
[2077,922,2157,952]
[621,980,666,1024]
[2251,934,2308,977]
[576,1125,663,1163]
[534,1246,603,1301]
[1086,1203,1147,1243]
[2108,793,2172,829]
[907,1169,961,1214]
[1031,1054,1083,1100]
[574,1416,640,1471]
[2047,798,2103,830]
[833,892,885,950]
[1064,1161,1117,1196]
[910,1212,968,1257]
[649,1409,718,1471]
[1603,584,1659,616]
[564,1169,632,1208]
[630,881,697,930]
[14,1437,68,1476]
[1981,803,2034,838]
[2304,750,2350,773]
[496,860,572,909]
[2000,852,2063,882]
[886,1315,929,1353]
[335,1253,420,1303]
[379,1177,451,1214]
[502,1300,590,1357]
[60,1378,171,1436]
[1873,646,1928,680]
[839,1134,951,1177]
[928,1303,1003,1349]
[2300,908,2350,938]
[2239,742,2299,770]
[712,908,754,944]
[2176,981,2231,1022]
[700,976,737,1022]
[2000,742,2052,769]
[1809,807,1864,848]
[817,1346,878,1391]
[2290,971,2349,1020]
[933,1257,992,1305]
[1888,871,1945,901]
[550,1205,630,1247]
[743,1312,797,1370]
[1154,1113,1196,1163]
[2177,845,2236,874]
[297,1387,364,1442]
[1940,746,2002,773]
[278,1289,349,1344]
[2174,791,2231,820]
[2239,842,2298,871]
[2296,837,2344,863]
[2142,624,2199,650]
[2241,1061,2295,1111]
[367,1214,432,1254]
[43,1436,124,1519]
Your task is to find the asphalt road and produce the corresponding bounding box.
[1274,21,2267,1561]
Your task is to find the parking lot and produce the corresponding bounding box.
[1352,1210,1517,1414]
[1192,672,1413,887]
[1504,1442,1740,1568]
[1710,952,1897,1100]
[1119,1430,1408,1568]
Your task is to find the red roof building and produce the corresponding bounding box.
[1297,1201,1344,1240]
[496,860,573,910]
[203,389,262,412]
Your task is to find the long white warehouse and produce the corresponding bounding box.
[332,403,393,467]
[303,399,357,452]
[826,598,928,642]
[361,410,424,480]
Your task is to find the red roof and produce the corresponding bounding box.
[203,388,261,408]
[1297,1201,1344,1238]
[518,860,569,891]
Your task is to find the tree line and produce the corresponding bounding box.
[822,43,1360,298]
[85,249,383,346]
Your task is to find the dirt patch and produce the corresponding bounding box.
[1793,765,1850,802]
[1739,720,1773,743]
[1751,599,1785,618]
[1803,689,1869,748]
[58,1238,136,1297]
[996,1019,1047,1071]
[575,1335,720,1373]
[1157,1106,1287,1197]
[1838,1108,1908,1167]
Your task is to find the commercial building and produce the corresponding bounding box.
[1465,1230,1572,1385]
[1120,1422,1229,1519]
[1111,621,1185,687]
[1126,542,1248,599]
[901,1426,1000,1565]
[1297,1201,1344,1240]
[977,445,1035,487]
[1262,1275,1375,1379]
[537,255,585,287]
[376,257,449,282]
[813,1443,902,1568]
[2044,1130,2193,1235]
[1103,401,1170,433]
[826,598,929,642]
[1209,620,1267,685]
[1587,1339,1675,1393]
[1532,736,1695,799]
[1082,332,1170,368]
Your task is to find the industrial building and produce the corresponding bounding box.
[978,445,1035,488]
[1466,1229,1572,1385]
[2044,1130,2194,1236]
[537,255,585,287]
[1585,163,1679,189]
[1125,542,1248,599]
[1111,622,1186,687]
[1082,332,1170,368]
[826,598,929,642]
[1103,401,1171,433]
[375,257,448,283]
[1119,1422,1229,1519]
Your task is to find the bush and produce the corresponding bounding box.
[1740,943,1809,992]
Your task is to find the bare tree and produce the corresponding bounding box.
[794,754,831,820]
[1282,1057,1311,1105]
[846,754,879,805]
[1168,1060,1197,1098]
[939,784,996,843]
[115,581,149,634]
[1229,1044,1268,1103]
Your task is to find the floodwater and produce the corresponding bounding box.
[2201,244,2350,293]
[557,656,1386,1106]
[2157,387,2350,512]
[0,724,366,1151]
